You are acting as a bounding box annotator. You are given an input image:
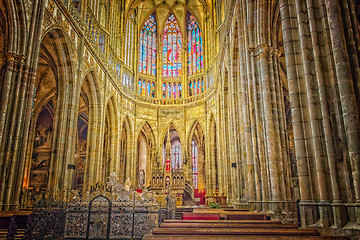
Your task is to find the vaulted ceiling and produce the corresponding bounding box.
[126,0,210,35]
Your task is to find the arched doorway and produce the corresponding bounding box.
[136,122,155,189]
[189,121,205,205]
[162,124,182,170]
[102,96,120,183]
[137,132,147,188]
[120,116,132,184]
[23,30,62,201]
[79,71,102,191]
[28,102,55,192]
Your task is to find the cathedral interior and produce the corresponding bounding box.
[0,0,360,238]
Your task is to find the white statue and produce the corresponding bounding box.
[107,172,125,193]
[124,177,131,191]
[70,189,80,201]
[107,172,119,185]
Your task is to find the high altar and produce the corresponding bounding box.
[149,131,185,206]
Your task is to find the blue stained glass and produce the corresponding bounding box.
[189,81,192,96]
[163,83,166,98]
[194,81,197,95]
[142,80,146,96]
[162,14,182,77]
[173,83,176,98]
[151,82,155,97]
[168,83,171,98]
[187,13,203,76]
[139,13,156,76]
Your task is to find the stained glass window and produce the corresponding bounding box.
[189,78,204,96]
[194,81,197,95]
[139,13,157,75]
[168,83,171,98]
[99,32,105,53]
[173,83,177,98]
[125,14,135,68]
[151,82,155,97]
[123,73,134,89]
[162,84,166,98]
[162,82,183,99]
[147,81,151,96]
[142,80,146,95]
[192,141,198,189]
[163,14,182,77]
[171,140,182,169]
[138,79,142,95]
[116,64,121,79]
[187,14,203,75]
[138,79,155,98]
[189,81,193,96]
[197,80,201,94]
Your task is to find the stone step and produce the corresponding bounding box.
[0,229,25,240]
[151,227,321,236]
[0,211,31,229]
[163,219,283,224]
[160,222,297,229]
[144,235,349,240]
[191,209,270,220]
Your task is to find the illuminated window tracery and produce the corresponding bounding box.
[187,13,203,75]
[162,82,182,99]
[139,13,157,75]
[137,12,205,100]
[189,78,204,96]
[163,14,182,77]
[172,140,182,169]
[138,79,155,97]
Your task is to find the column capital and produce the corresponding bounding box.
[248,44,269,58]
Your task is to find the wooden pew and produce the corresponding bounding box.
[182,212,220,220]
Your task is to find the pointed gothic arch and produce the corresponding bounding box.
[161,122,182,169]
[102,96,120,183]
[79,70,102,191]
[120,115,133,184]
[136,121,156,188]
[188,120,206,204]
[208,113,218,195]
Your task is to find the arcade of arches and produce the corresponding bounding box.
[0,0,360,237]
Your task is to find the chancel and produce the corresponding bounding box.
[0,0,360,239]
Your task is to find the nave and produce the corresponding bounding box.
[0,0,360,239]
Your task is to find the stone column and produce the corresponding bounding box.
[0,0,46,210]
[325,0,360,225]
[279,0,314,226]
[294,0,331,227]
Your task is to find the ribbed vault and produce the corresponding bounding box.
[127,0,209,34]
